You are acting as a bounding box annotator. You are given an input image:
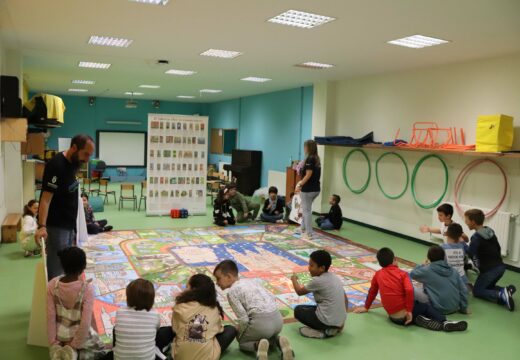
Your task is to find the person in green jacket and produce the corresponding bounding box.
[227,185,260,223]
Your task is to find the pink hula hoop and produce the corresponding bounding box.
[454,158,508,218]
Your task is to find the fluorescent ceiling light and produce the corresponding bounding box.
[88,35,133,48]
[268,9,335,29]
[68,88,88,92]
[200,89,222,94]
[79,61,111,69]
[71,80,95,85]
[177,95,195,99]
[387,35,450,49]
[139,84,160,88]
[125,92,144,96]
[165,69,197,76]
[129,0,169,5]
[200,49,242,59]
[295,61,334,69]
[241,76,272,83]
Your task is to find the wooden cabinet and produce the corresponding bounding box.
[285,167,301,204]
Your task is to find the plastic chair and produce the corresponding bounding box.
[138,181,147,211]
[98,179,117,204]
[119,184,137,211]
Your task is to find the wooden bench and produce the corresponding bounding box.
[1,213,22,243]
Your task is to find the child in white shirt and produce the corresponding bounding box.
[20,199,41,257]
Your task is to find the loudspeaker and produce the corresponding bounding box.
[0,75,22,118]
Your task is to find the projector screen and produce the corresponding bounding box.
[96,131,147,167]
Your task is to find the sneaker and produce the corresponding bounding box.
[507,285,517,296]
[299,326,325,339]
[504,287,515,311]
[24,251,32,258]
[256,339,269,360]
[277,336,294,360]
[324,328,340,337]
[276,219,284,224]
[414,316,443,331]
[62,345,78,360]
[443,320,468,332]
[104,226,113,232]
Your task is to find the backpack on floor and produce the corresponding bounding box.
[180,208,189,218]
[170,209,180,218]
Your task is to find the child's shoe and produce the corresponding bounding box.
[442,320,468,332]
[507,285,517,296]
[500,287,515,311]
[414,316,443,331]
[104,226,113,232]
[299,326,325,339]
[62,345,77,360]
[277,336,294,360]
[50,344,63,360]
[256,339,269,360]
[24,251,33,258]
[324,328,340,337]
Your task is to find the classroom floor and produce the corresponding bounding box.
[1,191,520,360]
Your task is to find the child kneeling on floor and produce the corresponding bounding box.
[104,278,173,360]
[172,274,237,360]
[47,247,106,360]
[291,250,347,339]
[260,186,285,223]
[213,188,236,227]
[354,247,467,332]
[315,194,342,230]
[213,260,293,360]
[20,199,42,257]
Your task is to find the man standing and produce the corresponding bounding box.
[35,134,95,280]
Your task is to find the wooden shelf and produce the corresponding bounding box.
[1,117,28,142]
[319,142,520,158]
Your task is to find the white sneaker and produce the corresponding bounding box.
[277,335,294,360]
[256,339,269,360]
[299,326,325,339]
[62,345,77,360]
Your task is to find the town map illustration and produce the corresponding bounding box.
[80,224,413,343]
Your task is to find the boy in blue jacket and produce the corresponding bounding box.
[411,245,469,315]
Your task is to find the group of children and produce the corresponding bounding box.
[47,246,347,360]
[213,184,344,232]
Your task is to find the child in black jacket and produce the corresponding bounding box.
[316,194,343,230]
[213,188,236,226]
[260,186,285,223]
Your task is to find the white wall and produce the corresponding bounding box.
[316,53,520,268]
[0,36,6,224]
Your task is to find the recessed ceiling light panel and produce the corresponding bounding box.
[268,9,335,29]
[387,35,450,49]
[129,0,169,5]
[241,77,272,83]
[125,92,144,96]
[68,88,88,92]
[165,69,197,76]
[71,80,95,85]
[177,95,195,99]
[79,61,111,69]
[88,36,133,48]
[139,85,160,88]
[200,49,242,59]
[199,89,222,94]
[295,62,334,69]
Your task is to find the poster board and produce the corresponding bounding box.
[146,114,208,215]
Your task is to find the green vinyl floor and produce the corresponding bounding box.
[1,191,520,360]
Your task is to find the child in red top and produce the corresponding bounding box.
[354,247,468,332]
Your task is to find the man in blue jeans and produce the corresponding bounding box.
[316,194,343,231]
[464,209,516,311]
[35,134,95,280]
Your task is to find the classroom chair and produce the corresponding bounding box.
[208,181,220,203]
[119,183,137,211]
[81,178,99,196]
[138,180,147,211]
[98,179,117,204]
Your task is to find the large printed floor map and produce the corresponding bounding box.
[80,224,413,343]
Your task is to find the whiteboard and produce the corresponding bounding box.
[97,131,146,167]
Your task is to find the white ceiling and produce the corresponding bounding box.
[1,0,520,102]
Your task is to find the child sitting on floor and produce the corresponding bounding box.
[465,209,516,311]
[260,186,285,223]
[442,223,470,286]
[213,188,236,227]
[420,203,468,243]
[354,247,468,332]
[410,245,469,315]
[213,260,293,360]
[172,274,237,360]
[291,250,347,339]
[20,199,41,257]
[47,247,105,360]
[107,278,173,360]
[82,193,113,234]
[315,194,343,230]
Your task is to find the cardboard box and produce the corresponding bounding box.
[0,117,27,142]
[22,133,45,157]
[1,213,22,243]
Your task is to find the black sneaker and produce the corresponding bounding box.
[414,316,443,331]
[443,320,468,332]
[508,285,517,296]
[505,287,515,311]
[104,226,113,232]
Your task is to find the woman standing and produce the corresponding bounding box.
[296,140,321,239]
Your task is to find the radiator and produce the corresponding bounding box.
[431,202,516,258]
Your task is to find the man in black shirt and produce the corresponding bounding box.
[316,194,343,230]
[35,134,95,279]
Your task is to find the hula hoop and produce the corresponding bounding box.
[375,152,409,200]
[411,154,449,209]
[343,149,371,194]
[454,158,508,218]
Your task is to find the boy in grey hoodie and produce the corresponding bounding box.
[411,246,469,314]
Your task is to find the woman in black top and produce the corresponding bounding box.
[296,139,321,238]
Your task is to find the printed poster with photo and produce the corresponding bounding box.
[147,114,208,215]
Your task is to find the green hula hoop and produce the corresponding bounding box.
[375,152,409,200]
[343,149,371,194]
[411,154,449,209]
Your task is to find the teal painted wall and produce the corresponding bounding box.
[208,86,313,186]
